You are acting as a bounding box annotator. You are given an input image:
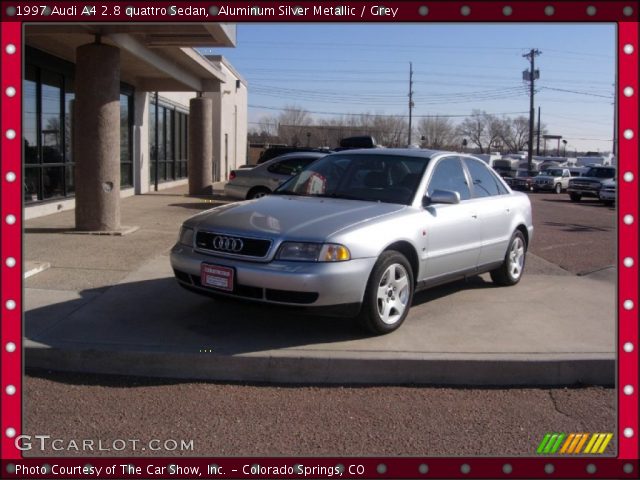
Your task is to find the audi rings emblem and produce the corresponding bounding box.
[212,235,244,252]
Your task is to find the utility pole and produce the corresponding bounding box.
[408,62,414,146]
[523,49,541,172]
[612,81,617,159]
[536,106,541,155]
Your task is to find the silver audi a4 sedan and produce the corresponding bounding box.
[171,149,533,335]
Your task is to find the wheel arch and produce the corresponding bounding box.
[383,240,420,285]
[515,224,529,248]
[246,185,271,199]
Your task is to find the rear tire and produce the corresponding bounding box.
[357,251,414,335]
[569,192,582,202]
[247,187,270,200]
[490,230,527,286]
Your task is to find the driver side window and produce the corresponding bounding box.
[427,157,470,200]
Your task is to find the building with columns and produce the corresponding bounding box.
[23,24,247,228]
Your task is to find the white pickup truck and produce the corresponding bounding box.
[532,167,576,194]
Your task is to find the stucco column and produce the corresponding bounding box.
[74,41,121,231]
[188,96,214,195]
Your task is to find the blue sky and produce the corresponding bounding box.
[209,23,615,153]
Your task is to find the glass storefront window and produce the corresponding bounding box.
[120,93,133,187]
[148,99,189,187]
[42,166,65,199]
[25,49,135,204]
[24,65,39,165]
[41,70,63,164]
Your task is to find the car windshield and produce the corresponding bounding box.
[541,169,563,176]
[585,167,615,179]
[516,170,536,178]
[274,153,430,205]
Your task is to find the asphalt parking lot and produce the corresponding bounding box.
[526,192,615,275]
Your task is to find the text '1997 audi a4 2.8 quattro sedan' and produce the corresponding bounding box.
[171,149,534,335]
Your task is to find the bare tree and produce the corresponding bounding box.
[457,110,487,153]
[277,106,313,146]
[484,113,504,153]
[499,116,529,153]
[417,116,459,149]
[457,110,506,153]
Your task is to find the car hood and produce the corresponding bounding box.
[184,195,407,239]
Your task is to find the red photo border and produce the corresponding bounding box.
[1,1,638,478]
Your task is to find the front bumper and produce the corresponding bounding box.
[170,244,376,315]
[599,190,615,201]
[568,186,600,198]
[533,182,554,191]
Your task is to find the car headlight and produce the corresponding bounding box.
[276,242,351,262]
[178,226,194,247]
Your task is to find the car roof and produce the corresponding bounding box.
[264,151,329,162]
[326,147,445,159]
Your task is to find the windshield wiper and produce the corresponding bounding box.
[272,190,305,196]
[314,192,369,201]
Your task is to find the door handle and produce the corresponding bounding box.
[471,214,478,219]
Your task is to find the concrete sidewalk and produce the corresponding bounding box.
[24,185,616,386]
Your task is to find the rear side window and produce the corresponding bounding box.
[463,158,508,197]
[267,157,315,175]
[427,157,470,200]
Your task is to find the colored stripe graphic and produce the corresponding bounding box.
[597,434,613,454]
[550,433,566,453]
[537,434,552,454]
[538,433,613,455]
[567,434,582,454]
[574,433,589,453]
[560,434,575,454]
[544,434,559,454]
[584,433,599,454]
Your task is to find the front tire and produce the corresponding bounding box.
[357,251,414,335]
[490,230,527,286]
[555,183,562,194]
[569,192,582,202]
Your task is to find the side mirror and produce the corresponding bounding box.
[423,189,461,206]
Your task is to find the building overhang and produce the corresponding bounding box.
[25,24,236,91]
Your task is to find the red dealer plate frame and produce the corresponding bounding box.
[1,2,638,479]
[201,263,235,292]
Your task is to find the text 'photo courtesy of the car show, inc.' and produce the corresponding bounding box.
[0,1,638,480]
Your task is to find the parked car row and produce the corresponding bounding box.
[495,164,616,206]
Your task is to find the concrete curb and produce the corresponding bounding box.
[25,345,614,386]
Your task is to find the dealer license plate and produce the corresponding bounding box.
[200,264,234,292]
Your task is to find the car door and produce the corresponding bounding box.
[463,157,514,267]
[419,156,482,282]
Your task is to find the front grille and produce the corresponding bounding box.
[195,231,272,258]
[571,182,597,189]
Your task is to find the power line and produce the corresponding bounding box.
[540,86,614,99]
[248,104,528,118]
